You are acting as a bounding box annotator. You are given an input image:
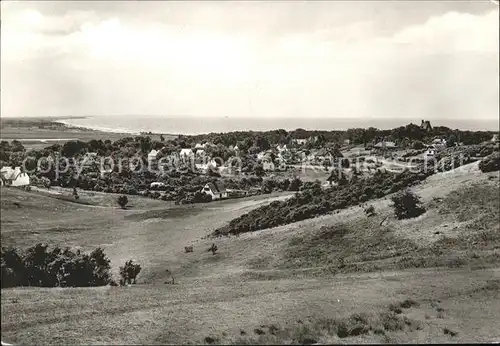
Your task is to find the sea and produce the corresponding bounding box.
[58,116,499,135]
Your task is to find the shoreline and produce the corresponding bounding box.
[56,118,180,137]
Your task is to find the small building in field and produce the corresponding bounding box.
[148,149,159,161]
[179,148,194,158]
[263,160,275,171]
[201,182,228,200]
[432,138,447,148]
[293,138,308,145]
[0,167,30,187]
[150,182,166,189]
[424,148,436,159]
[374,141,396,149]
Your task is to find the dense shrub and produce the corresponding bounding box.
[119,260,142,285]
[1,244,113,288]
[117,195,129,208]
[364,205,376,217]
[212,168,435,237]
[288,177,303,191]
[391,190,426,220]
[479,152,500,173]
[412,141,425,150]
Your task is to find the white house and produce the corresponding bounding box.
[276,144,288,153]
[374,141,396,149]
[432,138,447,149]
[201,182,228,200]
[150,182,166,189]
[491,134,499,142]
[424,148,436,159]
[194,143,204,149]
[257,152,266,160]
[148,149,159,161]
[179,148,194,158]
[263,160,275,171]
[293,138,308,145]
[0,167,30,187]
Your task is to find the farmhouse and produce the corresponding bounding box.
[201,182,228,200]
[0,167,30,187]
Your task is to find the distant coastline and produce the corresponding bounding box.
[57,115,500,135]
[55,119,141,135]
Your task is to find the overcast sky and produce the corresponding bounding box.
[1,1,498,120]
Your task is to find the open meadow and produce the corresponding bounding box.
[2,161,499,344]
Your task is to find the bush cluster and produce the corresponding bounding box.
[212,169,434,237]
[391,190,426,220]
[1,244,114,288]
[479,152,500,173]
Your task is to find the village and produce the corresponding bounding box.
[1,120,498,206]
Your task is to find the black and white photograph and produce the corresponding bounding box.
[1,0,499,344]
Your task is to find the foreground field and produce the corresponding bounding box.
[1,162,499,344]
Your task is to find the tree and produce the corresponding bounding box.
[61,140,87,157]
[289,177,302,191]
[254,164,265,177]
[117,195,129,209]
[446,134,458,147]
[119,260,141,285]
[412,141,425,150]
[327,169,347,186]
[255,136,270,151]
[11,140,25,152]
[341,158,350,168]
[391,190,425,220]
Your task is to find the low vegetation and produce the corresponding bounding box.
[391,190,426,220]
[212,169,433,237]
[479,151,500,173]
[1,244,114,288]
[213,301,423,344]
[119,260,142,285]
[117,195,129,209]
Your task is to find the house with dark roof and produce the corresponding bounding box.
[0,166,30,187]
[420,120,432,131]
[201,181,228,200]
